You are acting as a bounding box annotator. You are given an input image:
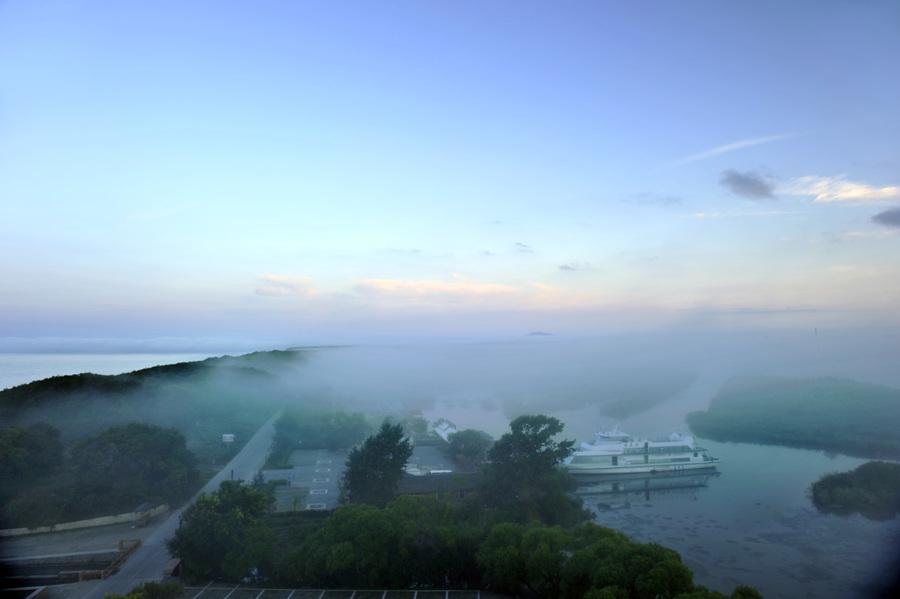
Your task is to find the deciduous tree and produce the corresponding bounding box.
[168,480,274,581]
[482,414,586,525]
[340,422,412,506]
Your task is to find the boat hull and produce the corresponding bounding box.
[565,460,719,476]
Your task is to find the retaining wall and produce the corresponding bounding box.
[0,504,168,538]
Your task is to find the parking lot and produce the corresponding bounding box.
[181,587,492,599]
[260,449,346,511]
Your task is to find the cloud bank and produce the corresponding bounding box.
[781,176,900,203]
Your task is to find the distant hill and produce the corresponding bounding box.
[0,349,310,528]
[0,350,301,414]
[0,349,310,455]
[687,376,900,459]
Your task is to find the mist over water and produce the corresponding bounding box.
[4,327,900,598]
[290,328,900,434]
[271,330,900,598]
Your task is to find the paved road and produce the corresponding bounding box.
[81,411,281,599]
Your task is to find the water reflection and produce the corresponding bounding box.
[575,470,719,507]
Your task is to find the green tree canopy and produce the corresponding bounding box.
[482,414,586,526]
[811,461,900,520]
[340,421,413,506]
[280,496,482,588]
[478,521,697,599]
[168,480,274,581]
[448,428,493,467]
[70,422,198,513]
[0,422,63,478]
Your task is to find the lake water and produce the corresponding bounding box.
[426,369,900,599]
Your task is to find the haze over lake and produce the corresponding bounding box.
[4,334,899,598]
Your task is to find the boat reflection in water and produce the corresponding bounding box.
[575,470,720,510]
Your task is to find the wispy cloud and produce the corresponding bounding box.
[828,229,898,242]
[719,169,775,199]
[354,278,517,303]
[625,192,683,207]
[558,262,596,272]
[690,210,796,220]
[514,242,534,254]
[669,133,796,166]
[781,176,900,203]
[351,277,595,310]
[873,207,900,228]
[255,274,317,297]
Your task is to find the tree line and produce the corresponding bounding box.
[811,461,900,521]
[1,422,197,528]
[169,414,761,598]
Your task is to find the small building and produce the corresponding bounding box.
[432,418,458,442]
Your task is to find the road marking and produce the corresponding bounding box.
[191,582,212,599]
[316,459,332,464]
[223,585,240,599]
[315,468,331,473]
[306,502,327,510]
[310,488,328,495]
[254,590,265,599]
[313,477,329,483]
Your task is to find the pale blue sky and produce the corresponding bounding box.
[1,1,899,346]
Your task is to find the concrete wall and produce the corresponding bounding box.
[0,504,168,538]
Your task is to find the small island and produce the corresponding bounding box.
[811,461,900,521]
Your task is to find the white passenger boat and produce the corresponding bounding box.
[563,427,719,475]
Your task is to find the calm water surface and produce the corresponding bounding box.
[428,371,900,599]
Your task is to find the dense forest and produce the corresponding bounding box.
[1,422,198,527]
[0,350,308,528]
[686,377,900,459]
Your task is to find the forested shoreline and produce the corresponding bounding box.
[168,415,762,599]
[687,377,900,459]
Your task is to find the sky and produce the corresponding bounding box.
[1,0,899,348]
